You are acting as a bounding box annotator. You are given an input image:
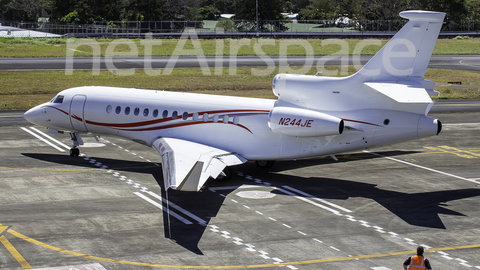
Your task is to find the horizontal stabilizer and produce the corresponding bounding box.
[364,81,434,115]
[364,81,432,103]
[152,137,246,191]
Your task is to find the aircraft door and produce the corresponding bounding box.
[70,95,88,132]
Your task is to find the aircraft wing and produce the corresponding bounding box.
[152,137,247,191]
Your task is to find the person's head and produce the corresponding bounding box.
[417,246,424,256]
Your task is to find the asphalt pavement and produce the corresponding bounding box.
[1,113,479,269]
[1,55,480,71]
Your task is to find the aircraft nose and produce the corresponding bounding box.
[24,105,45,125]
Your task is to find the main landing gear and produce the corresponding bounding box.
[69,132,83,157]
[255,160,276,169]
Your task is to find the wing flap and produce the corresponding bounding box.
[152,138,246,191]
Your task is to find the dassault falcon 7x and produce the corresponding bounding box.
[25,10,444,192]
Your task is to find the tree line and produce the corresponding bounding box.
[1,0,478,24]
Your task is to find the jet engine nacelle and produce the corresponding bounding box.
[268,106,344,137]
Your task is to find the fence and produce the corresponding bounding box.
[1,19,479,38]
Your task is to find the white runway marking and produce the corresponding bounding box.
[29,127,71,149]
[365,150,479,183]
[134,192,193,225]
[282,186,352,213]
[21,127,65,152]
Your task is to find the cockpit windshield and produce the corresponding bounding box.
[50,95,64,104]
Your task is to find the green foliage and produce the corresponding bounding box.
[59,10,78,24]
[454,35,473,39]
[298,0,338,20]
[234,0,288,31]
[201,0,235,14]
[216,18,236,32]
[199,5,221,20]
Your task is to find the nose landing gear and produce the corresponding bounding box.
[69,132,83,157]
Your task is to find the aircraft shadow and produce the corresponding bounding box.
[268,150,420,172]
[262,164,480,229]
[23,150,476,254]
[22,153,226,255]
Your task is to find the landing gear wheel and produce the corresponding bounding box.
[69,147,80,157]
[255,160,275,169]
[216,166,234,182]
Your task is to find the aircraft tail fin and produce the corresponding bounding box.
[357,10,445,81]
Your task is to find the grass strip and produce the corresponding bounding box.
[1,37,480,58]
[0,67,479,110]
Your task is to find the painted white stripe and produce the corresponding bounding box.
[330,246,340,251]
[146,191,207,225]
[21,127,65,152]
[365,151,478,183]
[282,186,352,212]
[29,127,71,149]
[276,187,342,215]
[208,184,270,191]
[133,192,192,225]
[443,123,480,126]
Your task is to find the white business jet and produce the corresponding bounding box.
[24,10,444,192]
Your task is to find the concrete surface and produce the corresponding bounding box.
[0,112,479,270]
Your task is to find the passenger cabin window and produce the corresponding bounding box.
[134,107,140,116]
[143,108,149,117]
[162,110,168,118]
[153,109,158,118]
[172,111,178,119]
[115,106,121,114]
[182,112,188,120]
[125,107,130,115]
[52,95,64,104]
[106,105,112,113]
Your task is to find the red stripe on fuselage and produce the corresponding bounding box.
[343,119,382,127]
[85,110,268,129]
[42,105,69,116]
[113,120,253,134]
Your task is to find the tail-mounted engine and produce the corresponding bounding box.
[268,106,344,137]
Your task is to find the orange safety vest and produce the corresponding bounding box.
[408,255,427,270]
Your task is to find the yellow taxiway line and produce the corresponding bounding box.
[0,226,32,269]
[3,223,480,269]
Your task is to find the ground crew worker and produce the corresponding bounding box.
[403,246,432,270]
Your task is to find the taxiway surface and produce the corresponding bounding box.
[1,55,480,72]
[1,113,479,270]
